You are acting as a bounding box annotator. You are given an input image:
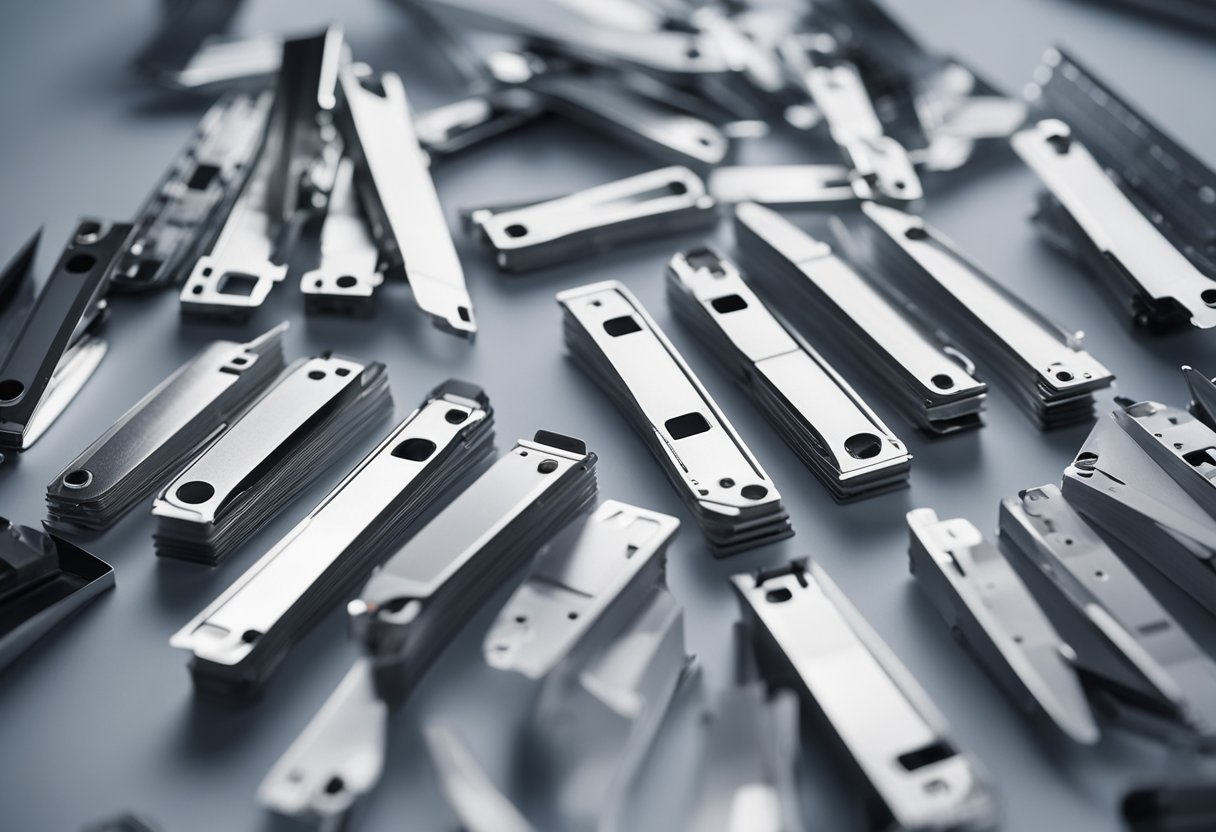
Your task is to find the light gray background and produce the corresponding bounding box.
[1,1,1215,830]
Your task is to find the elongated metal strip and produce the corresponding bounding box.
[300,157,382,316]
[484,499,678,679]
[338,64,476,337]
[1000,484,1216,746]
[524,72,727,171]
[471,166,716,272]
[734,202,985,435]
[1012,119,1216,330]
[907,508,1098,744]
[558,279,788,555]
[0,220,129,453]
[708,164,856,208]
[1028,48,1216,280]
[170,381,492,673]
[863,201,1113,427]
[109,93,269,293]
[733,560,998,832]
[400,0,731,84]
[414,90,545,157]
[46,324,287,530]
[666,247,910,500]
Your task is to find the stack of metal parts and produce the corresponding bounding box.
[171,380,494,700]
[260,432,598,826]
[151,352,392,565]
[907,508,1099,745]
[1062,374,1216,618]
[0,221,131,461]
[558,280,790,556]
[735,202,987,436]
[1000,486,1216,747]
[0,517,114,672]
[466,167,718,273]
[483,500,688,831]
[665,246,911,501]
[863,202,1115,429]
[1015,48,1216,331]
[120,25,480,336]
[733,560,999,832]
[107,92,270,293]
[45,325,287,531]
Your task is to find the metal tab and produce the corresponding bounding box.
[109,93,270,293]
[0,220,129,455]
[1012,119,1216,330]
[46,324,287,531]
[152,353,393,565]
[735,202,986,435]
[907,508,1098,744]
[863,202,1113,429]
[0,517,115,671]
[733,560,998,832]
[300,157,382,316]
[1000,484,1216,747]
[800,60,923,203]
[171,380,493,698]
[558,279,790,556]
[400,0,731,85]
[470,166,716,272]
[1116,398,1216,523]
[414,90,546,158]
[666,246,911,501]
[338,64,476,337]
[258,659,388,827]
[484,499,678,679]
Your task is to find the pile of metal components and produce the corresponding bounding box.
[2,0,1216,830]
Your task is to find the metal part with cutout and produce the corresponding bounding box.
[735,202,986,436]
[469,166,716,273]
[666,246,911,500]
[171,380,494,699]
[300,157,383,316]
[151,353,393,565]
[734,560,999,832]
[109,93,270,293]
[1000,484,1216,748]
[1012,118,1216,331]
[337,64,477,337]
[46,324,287,531]
[1061,403,1216,618]
[559,279,790,555]
[484,499,679,679]
[0,220,130,457]
[907,507,1098,744]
